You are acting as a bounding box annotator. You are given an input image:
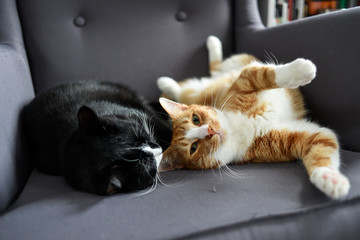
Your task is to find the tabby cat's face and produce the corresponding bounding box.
[159,98,227,170]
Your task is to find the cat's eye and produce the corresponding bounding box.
[190,142,198,154]
[192,114,200,125]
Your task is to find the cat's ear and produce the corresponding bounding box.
[158,149,184,172]
[77,106,102,132]
[159,97,188,117]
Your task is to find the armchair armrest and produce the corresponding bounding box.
[0,0,34,212]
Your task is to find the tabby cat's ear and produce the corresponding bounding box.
[159,97,188,117]
[77,106,102,132]
[158,149,184,172]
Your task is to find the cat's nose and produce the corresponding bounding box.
[208,126,216,137]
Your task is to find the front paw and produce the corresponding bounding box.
[275,58,316,88]
[310,167,350,199]
[157,77,180,100]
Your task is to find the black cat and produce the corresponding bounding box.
[23,81,172,195]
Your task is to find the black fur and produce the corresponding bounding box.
[23,81,172,195]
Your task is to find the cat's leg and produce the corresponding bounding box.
[231,58,316,93]
[206,35,223,74]
[302,129,350,199]
[243,123,350,199]
[157,76,181,101]
[158,75,233,106]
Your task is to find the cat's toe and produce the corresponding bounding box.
[310,167,350,199]
[157,77,180,100]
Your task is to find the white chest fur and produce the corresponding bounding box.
[213,88,295,165]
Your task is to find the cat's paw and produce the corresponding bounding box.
[310,167,350,199]
[207,35,223,63]
[157,77,181,100]
[275,58,316,88]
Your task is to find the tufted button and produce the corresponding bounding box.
[175,11,188,21]
[74,16,86,27]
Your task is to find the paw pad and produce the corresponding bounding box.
[310,167,350,199]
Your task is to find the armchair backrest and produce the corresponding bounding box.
[17,0,234,100]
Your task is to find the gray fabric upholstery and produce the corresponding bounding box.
[1,149,359,240]
[0,0,34,211]
[17,0,233,99]
[1,0,360,239]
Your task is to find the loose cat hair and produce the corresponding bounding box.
[24,81,172,195]
[156,36,350,199]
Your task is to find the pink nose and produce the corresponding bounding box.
[208,126,216,137]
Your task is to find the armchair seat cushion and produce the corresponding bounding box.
[1,149,359,239]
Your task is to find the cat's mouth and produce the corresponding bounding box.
[207,126,225,144]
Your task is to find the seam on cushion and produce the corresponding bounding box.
[173,196,360,240]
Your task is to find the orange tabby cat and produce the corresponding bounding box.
[156,36,350,199]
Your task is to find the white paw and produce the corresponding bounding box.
[206,35,222,63]
[157,77,180,100]
[310,167,350,199]
[275,58,316,88]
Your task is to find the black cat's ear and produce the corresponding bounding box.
[77,106,101,132]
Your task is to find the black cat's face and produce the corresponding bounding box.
[63,106,163,195]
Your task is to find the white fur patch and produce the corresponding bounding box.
[310,167,350,199]
[142,146,163,168]
[206,35,223,64]
[213,111,257,165]
[274,58,316,88]
[110,176,122,189]
[185,124,209,139]
[157,77,181,100]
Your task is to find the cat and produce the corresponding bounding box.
[156,36,350,199]
[24,80,172,195]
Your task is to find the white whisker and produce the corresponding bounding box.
[220,165,245,179]
[127,177,158,198]
[105,106,118,120]
[156,172,187,188]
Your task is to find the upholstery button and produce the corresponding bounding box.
[74,16,86,27]
[175,11,187,21]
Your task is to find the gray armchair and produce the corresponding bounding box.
[1,0,360,239]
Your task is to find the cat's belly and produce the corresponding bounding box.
[255,88,299,122]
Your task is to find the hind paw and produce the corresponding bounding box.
[157,77,180,100]
[206,35,223,63]
[310,167,350,199]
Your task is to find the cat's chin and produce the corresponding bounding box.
[218,128,226,143]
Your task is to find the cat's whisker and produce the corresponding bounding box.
[218,94,233,112]
[105,106,118,120]
[269,51,279,65]
[121,157,139,162]
[220,165,245,179]
[129,119,139,138]
[156,172,188,188]
[264,50,273,64]
[219,94,236,112]
[211,89,221,109]
[209,150,219,178]
[127,177,158,199]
